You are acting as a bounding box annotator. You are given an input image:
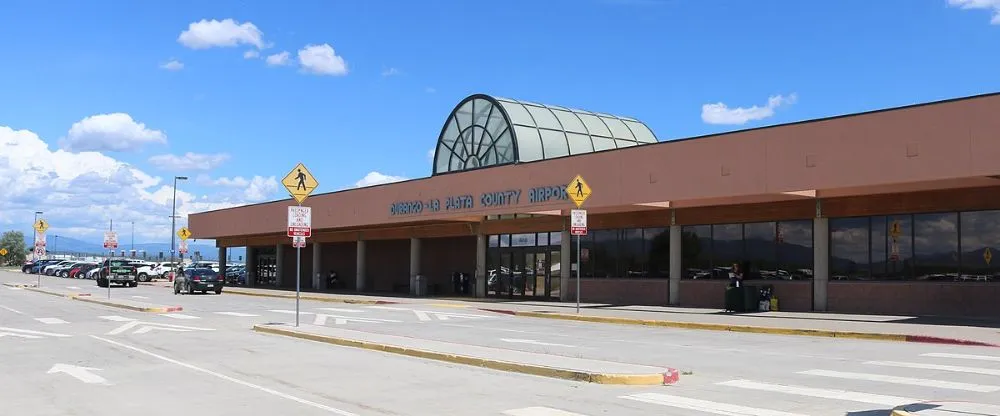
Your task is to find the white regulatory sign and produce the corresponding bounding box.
[287,206,312,238]
[103,231,119,250]
[570,209,587,236]
[291,235,306,249]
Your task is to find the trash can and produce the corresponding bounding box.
[724,284,759,313]
[414,274,427,297]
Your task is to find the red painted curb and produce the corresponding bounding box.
[165,306,183,312]
[477,308,517,316]
[662,368,680,385]
[904,335,1000,348]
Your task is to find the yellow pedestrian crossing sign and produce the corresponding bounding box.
[985,247,993,266]
[33,218,49,233]
[177,227,191,241]
[282,162,319,204]
[0,248,7,256]
[566,175,592,208]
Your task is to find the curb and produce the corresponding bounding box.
[21,286,182,313]
[253,324,676,385]
[226,289,399,305]
[484,310,1000,348]
[890,411,915,416]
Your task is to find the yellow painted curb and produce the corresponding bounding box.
[890,411,916,416]
[253,324,667,385]
[512,311,910,343]
[226,289,389,305]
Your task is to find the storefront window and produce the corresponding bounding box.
[913,213,958,280]
[879,215,913,280]
[682,225,712,278]
[619,229,644,277]
[777,220,813,279]
[591,229,618,278]
[511,233,536,247]
[537,232,549,246]
[744,222,776,280]
[550,231,563,247]
[960,210,1000,281]
[644,227,669,278]
[712,224,743,277]
[830,217,869,280]
[489,235,499,248]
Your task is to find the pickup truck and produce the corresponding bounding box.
[96,258,138,288]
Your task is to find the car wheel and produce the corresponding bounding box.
[215,288,222,295]
[138,273,148,282]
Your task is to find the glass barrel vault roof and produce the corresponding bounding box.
[432,94,659,175]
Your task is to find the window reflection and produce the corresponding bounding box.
[914,213,958,281]
[645,228,669,278]
[682,225,712,279]
[961,211,1000,281]
[778,220,814,279]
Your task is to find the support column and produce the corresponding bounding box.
[560,229,571,302]
[275,243,284,287]
[245,247,255,287]
[218,247,227,279]
[409,238,421,295]
[813,217,830,311]
[669,225,682,306]
[475,233,487,298]
[312,242,323,290]
[356,240,366,292]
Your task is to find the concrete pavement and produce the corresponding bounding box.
[5,270,1000,415]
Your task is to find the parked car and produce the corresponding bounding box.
[68,263,98,278]
[43,260,75,275]
[23,259,58,273]
[96,258,138,288]
[55,262,87,278]
[174,267,224,295]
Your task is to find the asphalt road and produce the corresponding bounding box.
[3,270,1000,416]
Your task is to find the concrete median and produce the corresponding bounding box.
[225,287,398,305]
[254,323,678,385]
[17,284,182,313]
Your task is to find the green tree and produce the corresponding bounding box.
[1,230,27,266]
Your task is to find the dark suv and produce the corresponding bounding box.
[174,268,224,295]
[96,258,138,288]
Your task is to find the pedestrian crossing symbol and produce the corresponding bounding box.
[566,175,592,208]
[33,219,49,233]
[176,227,191,241]
[282,162,319,204]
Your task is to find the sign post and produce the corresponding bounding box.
[282,163,318,327]
[566,175,592,314]
[33,219,49,287]
[103,229,118,299]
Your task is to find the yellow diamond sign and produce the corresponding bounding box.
[33,218,49,233]
[566,175,592,208]
[0,248,7,256]
[985,247,993,266]
[282,162,319,204]
[177,226,191,241]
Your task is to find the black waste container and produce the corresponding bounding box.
[725,284,759,313]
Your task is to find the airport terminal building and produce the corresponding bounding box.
[190,93,1000,317]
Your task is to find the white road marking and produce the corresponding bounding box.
[106,320,214,335]
[6,286,23,290]
[99,315,136,322]
[131,295,149,300]
[500,338,577,348]
[365,306,410,311]
[35,318,69,325]
[0,305,24,315]
[90,335,359,415]
[368,306,490,321]
[413,310,432,321]
[0,326,72,338]
[316,307,364,313]
[269,309,315,315]
[48,364,109,385]
[161,313,199,320]
[717,379,921,406]
[799,369,1000,392]
[621,393,807,416]
[865,360,1000,377]
[921,352,1000,363]
[66,286,81,290]
[312,314,402,326]
[215,312,260,317]
[502,407,588,416]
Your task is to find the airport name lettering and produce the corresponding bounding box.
[389,185,561,216]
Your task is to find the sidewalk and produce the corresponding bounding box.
[224,286,1000,347]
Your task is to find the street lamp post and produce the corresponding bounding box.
[131,221,135,256]
[170,176,188,268]
[53,235,58,257]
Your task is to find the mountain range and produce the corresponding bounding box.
[23,235,246,262]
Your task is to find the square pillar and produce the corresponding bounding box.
[409,238,421,295]
[475,233,487,298]
[669,225,682,306]
[218,247,227,278]
[813,217,830,311]
[245,247,255,288]
[560,229,571,302]
[356,240,366,292]
[275,243,284,287]
[313,242,323,290]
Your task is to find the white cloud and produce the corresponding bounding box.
[700,93,798,125]
[354,171,407,188]
[427,148,435,164]
[243,50,260,59]
[382,67,401,77]
[297,44,348,76]
[0,125,279,246]
[160,60,184,71]
[177,18,264,50]
[425,87,436,94]
[265,51,291,66]
[948,0,1000,24]
[196,174,278,202]
[148,152,230,171]
[60,113,167,152]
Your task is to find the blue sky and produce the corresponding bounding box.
[1,0,999,246]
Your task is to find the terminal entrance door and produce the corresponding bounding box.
[492,248,553,299]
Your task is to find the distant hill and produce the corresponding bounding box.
[22,235,245,262]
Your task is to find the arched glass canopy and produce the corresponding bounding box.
[432,94,659,175]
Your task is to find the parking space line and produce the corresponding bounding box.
[161,313,200,320]
[35,318,69,325]
[99,315,136,322]
[0,305,24,315]
[215,312,260,317]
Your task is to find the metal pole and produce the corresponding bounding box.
[108,219,112,299]
[170,177,177,268]
[131,221,134,254]
[295,245,301,327]
[576,234,581,313]
[34,211,40,287]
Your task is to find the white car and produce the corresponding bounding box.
[153,262,180,278]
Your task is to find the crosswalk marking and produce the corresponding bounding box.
[35,318,69,325]
[161,313,199,320]
[921,352,1000,363]
[316,307,364,313]
[621,393,808,416]
[502,407,588,416]
[132,295,150,300]
[66,286,81,290]
[717,379,921,406]
[865,360,1000,377]
[268,309,315,315]
[99,315,136,322]
[366,306,410,311]
[215,312,260,317]
[799,369,1000,392]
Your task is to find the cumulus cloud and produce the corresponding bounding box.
[177,18,265,49]
[354,171,407,188]
[160,59,184,71]
[948,0,1000,24]
[297,44,348,76]
[381,67,401,77]
[265,51,291,66]
[243,50,260,59]
[701,93,798,125]
[148,152,230,171]
[196,174,279,202]
[60,113,167,152]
